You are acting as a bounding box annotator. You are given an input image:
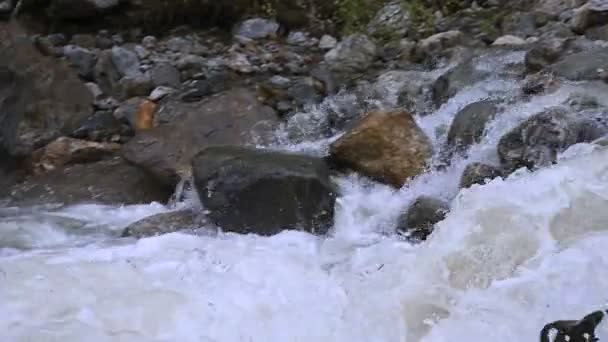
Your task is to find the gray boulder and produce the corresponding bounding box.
[460,163,503,189]
[0,23,93,158]
[122,88,278,187]
[397,196,449,240]
[6,156,172,207]
[150,63,181,88]
[551,47,608,81]
[63,45,97,80]
[192,146,336,236]
[571,1,608,34]
[233,18,279,40]
[324,34,377,73]
[111,46,141,78]
[497,108,606,171]
[121,210,202,238]
[367,1,411,39]
[447,100,500,150]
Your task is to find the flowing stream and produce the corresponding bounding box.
[2,51,608,341]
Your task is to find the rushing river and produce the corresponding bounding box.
[2,51,608,341]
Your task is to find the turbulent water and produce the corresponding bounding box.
[2,51,608,341]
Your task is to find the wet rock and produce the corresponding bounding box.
[319,35,337,50]
[122,88,278,187]
[329,111,432,187]
[49,0,120,19]
[118,73,154,98]
[551,47,608,81]
[524,38,566,73]
[33,36,61,57]
[374,70,435,115]
[497,107,605,171]
[415,31,463,61]
[166,37,192,53]
[571,2,608,34]
[460,162,503,189]
[30,136,120,174]
[72,111,125,142]
[492,35,527,46]
[63,45,97,79]
[324,34,377,73]
[540,310,605,342]
[447,100,500,150]
[111,46,141,78]
[192,146,336,236]
[397,196,449,240]
[7,156,172,206]
[565,92,601,111]
[121,210,202,238]
[0,24,93,158]
[501,11,538,38]
[0,0,13,16]
[367,1,411,40]
[522,72,559,95]
[150,63,180,88]
[234,18,279,40]
[95,31,114,49]
[287,77,323,107]
[94,49,122,95]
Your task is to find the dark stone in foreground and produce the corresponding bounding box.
[6,156,172,207]
[460,163,503,189]
[192,146,336,236]
[397,196,449,240]
[121,210,202,238]
[540,310,605,342]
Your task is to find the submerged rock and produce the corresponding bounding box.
[497,108,605,171]
[6,157,172,206]
[192,146,336,236]
[459,163,503,189]
[122,88,277,187]
[121,210,202,238]
[447,100,500,151]
[397,196,449,240]
[329,111,432,187]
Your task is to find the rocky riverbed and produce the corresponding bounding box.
[2,0,608,341]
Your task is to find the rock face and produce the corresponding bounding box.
[192,146,336,236]
[447,100,500,150]
[6,156,172,207]
[121,210,202,238]
[551,48,608,81]
[397,196,449,240]
[324,34,377,73]
[0,23,93,158]
[460,163,503,189]
[497,108,605,171]
[329,111,432,187]
[122,88,277,187]
[30,137,120,174]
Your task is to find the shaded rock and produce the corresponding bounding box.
[0,0,13,16]
[397,196,449,240]
[460,162,503,189]
[415,31,463,61]
[192,146,336,236]
[497,107,605,171]
[30,136,120,174]
[72,110,125,141]
[122,88,277,187]
[166,37,192,53]
[113,97,144,127]
[324,34,377,73]
[287,77,323,107]
[319,34,337,50]
[522,72,559,95]
[7,156,172,206]
[150,63,180,88]
[149,86,175,102]
[94,49,121,95]
[447,100,500,150]
[501,11,538,38]
[62,45,96,79]
[119,74,154,98]
[121,210,202,238]
[49,0,120,19]
[0,23,93,158]
[492,35,527,46]
[374,70,435,115]
[111,46,141,78]
[551,47,608,81]
[585,23,608,40]
[69,34,96,49]
[329,111,432,187]
[234,18,279,40]
[141,35,157,50]
[524,38,566,73]
[367,1,411,39]
[85,82,103,100]
[571,2,608,34]
[540,310,605,342]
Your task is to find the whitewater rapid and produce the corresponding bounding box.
[2,50,608,341]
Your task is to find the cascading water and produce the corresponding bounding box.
[2,50,608,342]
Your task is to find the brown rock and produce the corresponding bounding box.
[30,137,120,174]
[329,111,432,187]
[135,100,156,131]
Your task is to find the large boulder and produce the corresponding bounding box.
[324,34,377,73]
[447,100,500,150]
[497,108,605,171]
[121,210,202,238]
[0,23,93,158]
[551,47,608,81]
[192,146,336,236]
[329,111,432,187]
[6,156,172,207]
[396,196,449,240]
[122,88,278,187]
